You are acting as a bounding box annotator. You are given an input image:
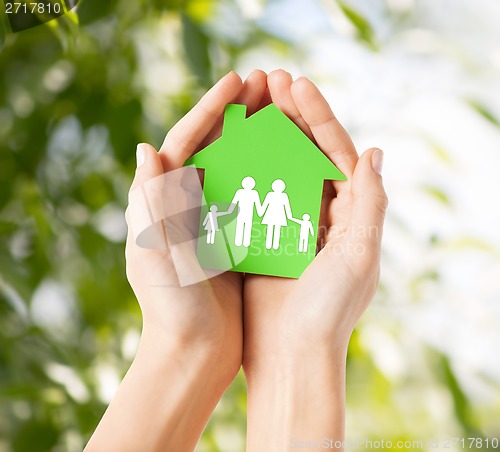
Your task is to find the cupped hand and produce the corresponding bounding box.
[243,70,388,368]
[125,70,269,384]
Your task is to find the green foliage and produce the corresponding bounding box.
[0,17,6,51]
[181,12,212,88]
[438,354,479,435]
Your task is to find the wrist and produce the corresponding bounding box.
[138,322,241,391]
[244,346,347,388]
[244,334,348,375]
[87,326,234,452]
[244,348,347,451]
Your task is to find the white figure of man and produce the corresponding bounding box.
[226,176,263,247]
[290,213,314,252]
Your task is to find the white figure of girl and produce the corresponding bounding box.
[202,205,225,244]
[290,213,314,253]
[260,179,293,250]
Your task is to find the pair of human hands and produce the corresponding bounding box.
[125,69,387,395]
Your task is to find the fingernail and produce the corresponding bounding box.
[136,143,147,167]
[372,149,384,175]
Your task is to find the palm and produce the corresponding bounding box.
[126,238,242,338]
[125,71,270,377]
[243,71,384,363]
[243,188,356,359]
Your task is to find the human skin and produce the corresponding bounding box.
[85,69,387,451]
[242,70,388,451]
[85,70,269,451]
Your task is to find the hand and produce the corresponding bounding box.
[127,69,271,367]
[126,72,251,378]
[242,70,388,449]
[244,69,388,359]
[86,70,270,451]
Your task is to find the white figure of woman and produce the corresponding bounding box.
[202,205,224,244]
[260,179,293,250]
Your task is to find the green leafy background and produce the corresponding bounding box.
[1,0,500,450]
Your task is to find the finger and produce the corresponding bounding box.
[290,77,358,187]
[348,148,388,260]
[130,143,164,193]
[257,86,272,111]
[127,143,168,252]
[159,71,243,171]
[127,144,211,288]
[236,69,268,116]
[267,69,313,139]
[201,69,268,147]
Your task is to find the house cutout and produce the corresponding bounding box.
[185,103,346,278]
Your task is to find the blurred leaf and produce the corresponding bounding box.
[77,0,120,24]
[0,16,6,52]
[151,0,184,12]
[421,184,452,207]
[409,269,439,301]
[448,236,499,255]
[431,144,453,165]
[186,0,215,23]
[0,1,13,52]
[181,12,212,87]
[468,100,500,127]
[437,353,480,435]
[337,1,377,49]
[0,221,17,235]
[13,417,59,452]
[46,6,80,52]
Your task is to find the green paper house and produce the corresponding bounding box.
[185,103,346,278]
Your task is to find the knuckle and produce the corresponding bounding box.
[166,130,198,155]
[197,100,220,121]
[378,190,389,209]
[371,190,388,215]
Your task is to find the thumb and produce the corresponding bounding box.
[126,143,166,248]
[130,143,164,193]
[349,148,388,258]
[126,143,212,288]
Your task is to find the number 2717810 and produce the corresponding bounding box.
[5,2,62,14]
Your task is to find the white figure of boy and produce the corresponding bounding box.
[290,213,314,253]
[202,205,226,244]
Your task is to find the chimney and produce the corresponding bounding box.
[222,104,247,136]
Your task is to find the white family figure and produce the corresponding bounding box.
[202,205,225,244]
[260,179,292,250]
[203,176,313,252]
[290,214,314,252]
[225,176,262,247]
